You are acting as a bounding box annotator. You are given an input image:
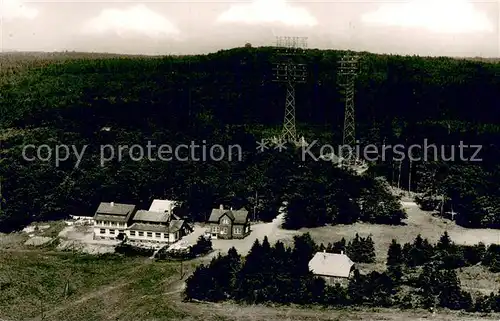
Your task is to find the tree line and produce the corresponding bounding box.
[185,232,500,312]
[1,127,405,232]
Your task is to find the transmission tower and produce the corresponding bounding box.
[272,36,307,144]
[338,52,360,163]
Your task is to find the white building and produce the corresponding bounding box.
[127,210,191,244]
[149,199,176,214]
[308,251,355,285]
[93,202,137,240]
[93,199,192,243]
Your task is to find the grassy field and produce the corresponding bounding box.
[0,249,190,321]
[3,197,500,320]
[2,248,500,321]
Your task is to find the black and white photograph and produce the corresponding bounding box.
[1,0,500,320]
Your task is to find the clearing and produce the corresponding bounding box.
[2,192,500,319]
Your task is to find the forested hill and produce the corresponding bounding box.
[2,47,500,130]
[1,47,500,232]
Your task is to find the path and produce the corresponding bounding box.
[29,260,152,321]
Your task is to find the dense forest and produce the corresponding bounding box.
[1,48,500,231]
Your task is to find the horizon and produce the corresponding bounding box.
[1,0,498,57]
[2,47,500,61]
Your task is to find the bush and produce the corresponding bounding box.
[156,235,212,260]
[115,243,154,257]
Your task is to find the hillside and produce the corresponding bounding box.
[1,48,500,231]
[3,48,500,128]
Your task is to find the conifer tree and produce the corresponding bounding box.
[291,233,317,277]
[387,240,404,285]
[260,236,274,290]
[222,247,242,297]
[439,269,463,310]
[401,242,412,265]
[185,262,224,302]
[235,239,264,302]
[436,231,452,252]
[268,241,293,302]
[407,235,434,267]
[417,263,442,308]
[346,234,361,262]
[333,237,347,253]
[347,269,365,305]
[387,239,403,266]
[364,235,376,263]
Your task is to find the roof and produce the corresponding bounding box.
[208,208,249,224]
[94,202,136,223]
[128,220,186,233]
[149,199,176,213]
[133,210,170,223]
[308,252,354,278]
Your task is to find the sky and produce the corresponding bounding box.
[0,0,499,57]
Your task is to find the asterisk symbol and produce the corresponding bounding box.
[256,139,269,153]
[274,139,287,152]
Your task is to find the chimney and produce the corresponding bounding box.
[230,207,233,211]
[111,202,114,207]
[323,249,326,253]
[341,250,344,255]
[219,204,223,210]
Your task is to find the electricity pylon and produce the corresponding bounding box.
[272,36,307,144]
[338,52,360,164]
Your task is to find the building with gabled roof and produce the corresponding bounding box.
[308,251,355,285]
[93,202,137,240]
[126,209,191,244]
[207,204,250,239]
[92,200,192,243]
[149,199,176,214]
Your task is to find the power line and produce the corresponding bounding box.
[272,36,307,144]
[338,51,360,164]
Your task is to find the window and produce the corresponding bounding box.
[163,233,168,239]
[118,230,124,234]
[138,231,144,236]
[212,226,219,233]
[130,231,136,236]
[234,227,242,234]
[147,232,153,237]
[220,227,228,234]
[222,218,230,225]
[109,229,115,235]
[100,229,105,234]
[155,233,161,238]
